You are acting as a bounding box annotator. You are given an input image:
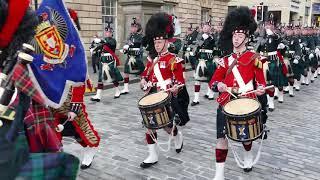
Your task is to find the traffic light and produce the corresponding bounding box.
[256,5,263,21]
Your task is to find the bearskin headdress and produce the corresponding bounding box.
[142,13,175,58]
[219,6,257,55]
[145,12,175,41]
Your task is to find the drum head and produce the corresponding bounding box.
[223,98,260,116]
[139,91,169,106]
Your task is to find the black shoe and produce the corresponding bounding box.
[268,108,274,112]
[311,80,314,83]
[204,95,209,99]
[90,98,100,102]
[80,163,92,169]
[289,94,294,97]
[295,88,300,91]
[243,167,253,172]
[274,96,278,100]
[306,83,309,86]
[191,101,199,106]
[278,101,283,103]
[140,161,157,168]
[176,142,183,153]
[120,91,129,95]
[283,90,289,94]
[208,97,214,100]
[114,95,120,99]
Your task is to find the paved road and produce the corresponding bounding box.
[64,71,320,180]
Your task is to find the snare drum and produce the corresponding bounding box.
[138,91,174,129]
[223,98,263,142]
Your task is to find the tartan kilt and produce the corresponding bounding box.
[290,60,304,80]
[189,55,197,70]
[124,55,145,75]
[267,60,288,87]
[309,56,318,71]
[24,102,62,153]
[194,57,217,82]
[17,152,79,180]
[98,61,123,83]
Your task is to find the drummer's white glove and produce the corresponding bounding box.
[123,45,129,50]
[94,38,101,43]
[255,85,265,96]
[309,53,314,59]
[293,58,299,64]
[189,52,194,56]
[67,112,77,121]
[186,47,191,51]
[217,82,227,92]
[171,84,179,97]
[277,43,285,50]
[202,33,209,40]
[140,78,147,90]
[266,29,274,36]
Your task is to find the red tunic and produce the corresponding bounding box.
[209,51,266,106]
[141,52,185,90]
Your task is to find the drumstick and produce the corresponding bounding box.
[164,84,185,92]
[226,89,238,99]
[240,85,275,96]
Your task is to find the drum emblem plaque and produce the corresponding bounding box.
[148,115,155,125]
[238,126,246,136]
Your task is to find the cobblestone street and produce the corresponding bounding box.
[64,72,320,180]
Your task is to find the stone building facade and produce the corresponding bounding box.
[31,0,229,55]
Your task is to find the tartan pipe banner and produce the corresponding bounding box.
[28,0,87,108]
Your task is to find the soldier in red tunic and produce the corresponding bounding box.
[209,7,267,180]
[51,9,100,170]
[139,12,190,168]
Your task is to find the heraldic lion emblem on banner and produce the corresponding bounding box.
[31,7,76,71]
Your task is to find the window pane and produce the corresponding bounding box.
[110,0,115,8]
[106,7,111,15]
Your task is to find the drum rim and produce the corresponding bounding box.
[138,92,172,108]
[222,98,262,118]
[226,130,264,142]
[142,121,173,130]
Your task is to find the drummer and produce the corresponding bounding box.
[139,12,190,168]
[208,7,267,179]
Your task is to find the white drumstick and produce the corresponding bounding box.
[226,89,238,99]
[240,85,275,96]
[164,84,185,92]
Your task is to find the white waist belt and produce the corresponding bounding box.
[102,53,112,57]
[267,51,277,56]
[199,49,213,53]
[129,48,140,51]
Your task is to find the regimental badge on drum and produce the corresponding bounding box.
[32,10,76,71]
[148,114,156,125]
[238,126,247,137]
